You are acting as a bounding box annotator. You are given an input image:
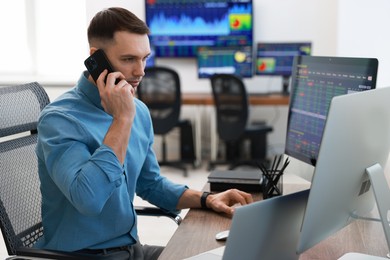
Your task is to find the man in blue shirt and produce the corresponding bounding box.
[36,7,253,259]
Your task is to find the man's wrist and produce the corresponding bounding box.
[201,191,212,209]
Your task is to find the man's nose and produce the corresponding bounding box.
[133,61,145,77]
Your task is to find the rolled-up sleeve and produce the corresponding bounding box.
[38,111,124,216]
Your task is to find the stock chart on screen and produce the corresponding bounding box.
[145,0,253,57]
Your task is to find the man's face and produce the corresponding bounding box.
[104,31,151,89]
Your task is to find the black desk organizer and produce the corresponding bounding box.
[257,155,290,199]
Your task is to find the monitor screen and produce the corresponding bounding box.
[255,42,312,76]
[197,45,253,78]
[285,56,378,166]
[297,86,390,254]
[145,0,253,57]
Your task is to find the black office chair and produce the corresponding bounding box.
[209,74,273,170]
[138,66,195,177]
[0,82,181,260]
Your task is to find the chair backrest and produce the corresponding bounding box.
[138,66,181,135]
[210,74,249,142]
[0,82,50,255]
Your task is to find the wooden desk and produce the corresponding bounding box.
[158,178,389,260]
[182,93,289,106]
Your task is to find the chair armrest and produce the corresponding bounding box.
[134,206,182,225]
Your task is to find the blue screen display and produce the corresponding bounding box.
[145,0,253,57]
[256,42,312,76]
[197,45,253,78]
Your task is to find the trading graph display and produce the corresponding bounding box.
[197,45,253,78]
[255,42,312,76]
[285,56,378,166]
[145,0,253,57]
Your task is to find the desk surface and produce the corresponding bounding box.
[158,177,389,260]
[182,93,289,106]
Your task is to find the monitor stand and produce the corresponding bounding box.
[282,76,290,96]
[342,163,390,259]
[366,163,390,258]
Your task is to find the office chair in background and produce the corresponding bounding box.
[0,82,181,260]
[209,74,273,170]
[138,66,196,177]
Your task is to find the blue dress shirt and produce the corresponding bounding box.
[35,72,187,251]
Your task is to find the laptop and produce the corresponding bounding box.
[185,189,309,260]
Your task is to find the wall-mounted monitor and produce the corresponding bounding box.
[255,42,312,76]
[145,0,253,58]
[197,45,253,78]
[255,42,312,94]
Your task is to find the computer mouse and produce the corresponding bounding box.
[215,230,230,241]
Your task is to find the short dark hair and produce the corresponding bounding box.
[87,7,150,45]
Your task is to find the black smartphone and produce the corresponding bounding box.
[84,49,118,84]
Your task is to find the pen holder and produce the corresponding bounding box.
[261,170,283,199]
[257,155,289,200]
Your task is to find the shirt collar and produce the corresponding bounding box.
[77,71,104,110]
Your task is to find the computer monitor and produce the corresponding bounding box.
[285,56,378,171]
[255,42,312,94]
[197,45,253,78]
[296,86,390,254]
[145,0,253,57]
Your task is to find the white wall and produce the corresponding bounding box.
[338,0,390,88]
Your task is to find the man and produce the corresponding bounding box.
[35,7,253,259]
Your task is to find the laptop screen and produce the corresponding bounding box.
[285,56,378,166]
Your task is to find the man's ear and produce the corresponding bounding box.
[89,47,98,56]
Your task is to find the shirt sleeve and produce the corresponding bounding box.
[134,106,188,212]
[135,147,188,212]
[38,111,124,216]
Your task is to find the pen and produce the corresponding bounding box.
[268,157,290,195]
[257,161,282,196]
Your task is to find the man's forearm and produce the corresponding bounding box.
[176,189,204,209]
[103,117,132,164]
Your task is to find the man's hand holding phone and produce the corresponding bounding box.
[96,69,136,122]
[84,49,135,120]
